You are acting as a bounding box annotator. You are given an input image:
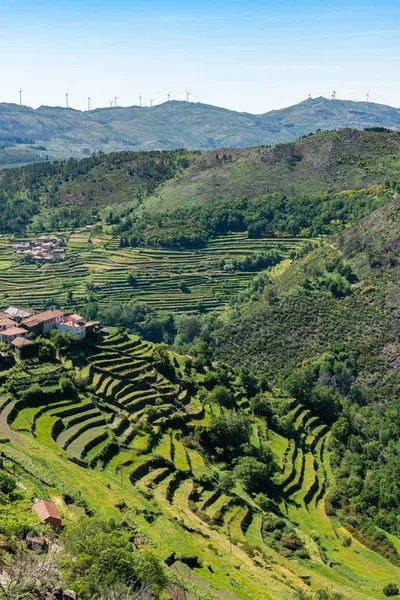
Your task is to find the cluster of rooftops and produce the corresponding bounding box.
[12,234,66,263]
[0,305,99,352]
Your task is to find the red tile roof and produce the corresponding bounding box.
[1,327,27,337]
[32,500,61,522]
[23,310,64,327]
[0,318,17,328]
[64,314,84,324]
[11,336,32,347]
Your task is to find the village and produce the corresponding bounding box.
[12,234,67,263]
[0,305,99,355]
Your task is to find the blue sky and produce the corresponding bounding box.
[1,0,400,113]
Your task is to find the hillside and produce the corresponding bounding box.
[2,96,400,167]
[3,130,400,599]
[209,198,400,561]
[2,327,400,599]
[213,197,400,384]
[143,128,400,212]
[1,129,400,239]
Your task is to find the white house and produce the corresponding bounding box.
[57,314,86,340]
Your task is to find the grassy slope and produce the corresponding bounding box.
[143,129,400,212]
[1,332,400,599]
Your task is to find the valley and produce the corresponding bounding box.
[1,129,400,600]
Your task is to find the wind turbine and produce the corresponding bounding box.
[19,90,22,106]
[88,97,91,111]
[166,91,171,101]
[66,93,69,109]
[186,90,191,102]
[140,95,142,107]
[150,98,155,107]
[114,96,117,108]
[109,100,114,107]
[366,90,370,102]
[331,90,336,100]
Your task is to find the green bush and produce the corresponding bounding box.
[384,583,400,597]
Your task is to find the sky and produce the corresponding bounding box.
[1,0,400,114]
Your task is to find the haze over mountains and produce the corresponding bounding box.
[2,96,400,167]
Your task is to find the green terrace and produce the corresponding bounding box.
[1,329,400,599]
[0,229,310,313]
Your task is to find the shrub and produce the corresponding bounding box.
[341,536,352,547]
[0,471,17,496]
[384,583,400,597]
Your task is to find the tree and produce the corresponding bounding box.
[178,316,202,344]
[152,344,174,378]
[127,271,137,286]
[0,547,61,600]
[50,330,76,351]
[210,385,232,408]
[233,456,274,493]
[60,516,167,598]
[203,413,251,460]
[240,368,260,399]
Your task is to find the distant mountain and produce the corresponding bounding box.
[1,96,400,167]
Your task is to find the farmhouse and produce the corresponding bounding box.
[22,309,64,335]
[57,314,86,340]
[0,327,28,346]
[32,500,62,532]
[0,306,95,348]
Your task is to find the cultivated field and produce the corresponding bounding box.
[0,230,308,313]
[1,330,399,599]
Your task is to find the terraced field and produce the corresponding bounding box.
[0,230,309,312]
[2,330,400,599]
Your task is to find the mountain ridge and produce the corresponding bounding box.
[2,96,400,167]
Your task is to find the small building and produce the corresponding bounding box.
[5,306,35,323]
[0,327,28,346]
[11,336,33,357]
[57,314,86,340]
[0,318,17,331]
[32,500,62,532]
[85,320,100,334]
[22,310,64,335]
